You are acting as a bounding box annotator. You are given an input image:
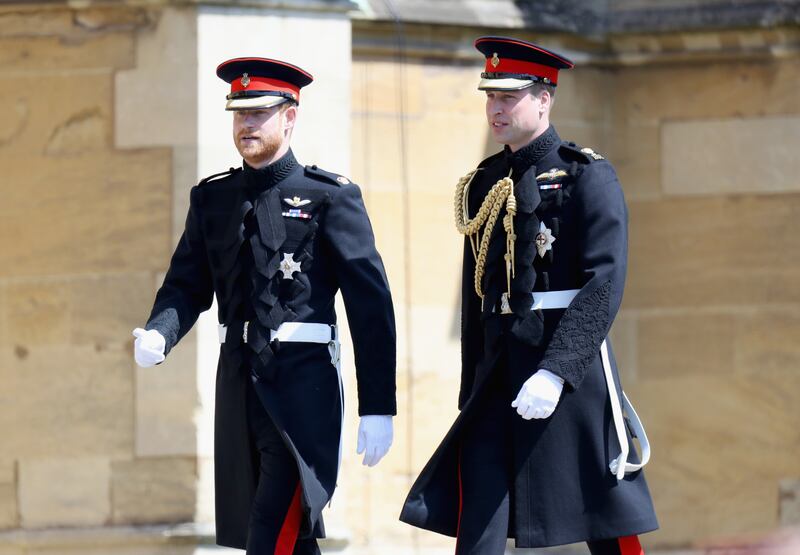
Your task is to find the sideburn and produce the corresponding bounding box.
[244,111,288,167]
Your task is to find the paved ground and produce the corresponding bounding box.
[191,544,704,555]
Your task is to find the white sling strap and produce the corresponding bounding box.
[325,326,344,508]
[326,326,344,480]
[618,391,651,473]
[525,290,651,480]
[602,339,651,480]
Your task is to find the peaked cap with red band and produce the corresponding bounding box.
[216,57,314,111]
[474,36,574,91]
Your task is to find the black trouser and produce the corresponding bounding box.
[246,382,320,555]
[455,367,643,555]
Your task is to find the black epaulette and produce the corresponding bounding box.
[558,142,604,164]
[304,164,352,186]
[198,167,240,186]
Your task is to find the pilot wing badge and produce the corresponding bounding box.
[284,196,311,207]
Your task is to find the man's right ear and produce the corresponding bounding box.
[283,104,298,131]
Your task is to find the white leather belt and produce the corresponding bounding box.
[496,289,580,313]
[218,321,336,345]
[531,289,579,310]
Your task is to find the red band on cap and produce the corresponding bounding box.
[485,57,559,84]
[230,75,300,100]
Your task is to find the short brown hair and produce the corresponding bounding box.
[529,82,556,98]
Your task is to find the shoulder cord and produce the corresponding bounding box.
[454,169,516,301]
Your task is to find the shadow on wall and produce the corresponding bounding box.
[512,0,603,34]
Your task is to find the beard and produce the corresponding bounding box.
[235,127,284,167]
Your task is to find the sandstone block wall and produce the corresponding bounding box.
[0,4,198,546]
[609,52,800,546]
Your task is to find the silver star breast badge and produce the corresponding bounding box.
[535,222,556,258]
[279,252,302,280]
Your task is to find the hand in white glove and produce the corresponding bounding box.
[132,328,166,368]
[511,369,564,420]
[356,415,393,467]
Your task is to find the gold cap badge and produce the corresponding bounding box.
[491,53,500,68]
[241,73,250,87]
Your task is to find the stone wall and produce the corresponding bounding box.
[0,5,199,551]
[609,52,800,547]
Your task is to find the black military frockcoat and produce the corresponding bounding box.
[145,150,396,549]
[400,127,657,547]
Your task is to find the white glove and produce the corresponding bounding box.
[356,415,393,467]
[132,327,166,368]
[511,369,564,420]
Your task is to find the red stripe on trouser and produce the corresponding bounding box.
[275,483,302,555]
[618,535,644,555]
[455,448,463,554]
